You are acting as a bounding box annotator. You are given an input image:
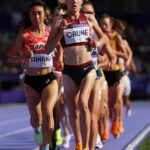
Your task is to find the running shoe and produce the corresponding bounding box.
[101,129,109,142]
[43,146,49,150]
[111,121,120,139]
[127,109,132,117]
[95,134,103,149]
[74,142,82,150]
[49,139,60,150]
[114,132,120,139]
[119,120,124,133]
[111,121,119,135]
[62,134,71,149]
[35,125,42,145]
[56,128,62,146]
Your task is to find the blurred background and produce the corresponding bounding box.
[0,0,150,104]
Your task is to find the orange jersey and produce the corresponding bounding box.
[23,26,54,68]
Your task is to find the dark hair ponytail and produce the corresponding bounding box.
[113,19,127,33]
[101,13,127,33]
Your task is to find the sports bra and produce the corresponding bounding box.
[23,26,54,68]
[104,32,120,71]
[60,13,90,48]
[109,32,119,51]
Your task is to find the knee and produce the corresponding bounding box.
[69,109,80,120]
[43,110,53,121]
[91,113,97,124]
[79,100,89,113]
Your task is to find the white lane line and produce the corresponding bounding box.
[0,127,32,138]
[124,124,150,150]
[0,117,29,126]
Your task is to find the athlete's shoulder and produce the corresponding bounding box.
[115,32,123,42]
[17,28,26,40]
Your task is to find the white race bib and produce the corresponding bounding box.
[29,53,53,68]
[91,55,98,70]
[64,25,90,44]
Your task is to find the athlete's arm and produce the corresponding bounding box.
[123,39,133,68]
[56,42,64,70]
[45,16,68,55]
[102,35,117,70]
[98,53,109,69]
[8,30,33,63]
[86,15,106,47]
[115,33,128,59]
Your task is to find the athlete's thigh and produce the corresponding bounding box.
[120,75,127,97]
[23,82,41,116]
[108,86,116,99]
[89,80,101,114]
[41,80,58,108]
[80,69,96,101]
[63,74,80,112]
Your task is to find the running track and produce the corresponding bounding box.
[0,101,150,150]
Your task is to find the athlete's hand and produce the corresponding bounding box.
[23,51,34,59]
[125,60,130,69]
[98,55,106,63]
[60,19,70,32]
[109,60,116,70]
[88,37,99,48]
[58,59,64,71]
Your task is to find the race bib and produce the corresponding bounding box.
[91,55,98,70]
[64,25,90,44]
[29,53,53,68]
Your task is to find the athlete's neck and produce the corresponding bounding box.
[31,23,45,33]
[67,10,80,20]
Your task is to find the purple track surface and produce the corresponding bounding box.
[0,101,150,150]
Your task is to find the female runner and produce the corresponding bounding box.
[45,0,111,149]
[8,1,59,149]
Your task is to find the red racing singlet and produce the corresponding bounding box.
[23,26,54,68]
[60,13,90,48]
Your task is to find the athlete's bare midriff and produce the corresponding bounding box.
[24,63,52,76]
[63,45,91,65]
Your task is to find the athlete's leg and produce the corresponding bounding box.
[109,86,120,138]
[123,75,132,117]
[79,69,97,149]
[23,83,42,142]
[101,80,110,142]
[89,79,102,150]
[41,80,58,148]
[63,74,82,146]
[59,95,71,148]
[120,75,127,119]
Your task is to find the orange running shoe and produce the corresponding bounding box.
[83,148,88,150]
[111,121,120,139]
[114,132,120,139]
[119,120,124,133]
[111,121,119,135]
[102,129,109,141]
[74,142,82,150]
